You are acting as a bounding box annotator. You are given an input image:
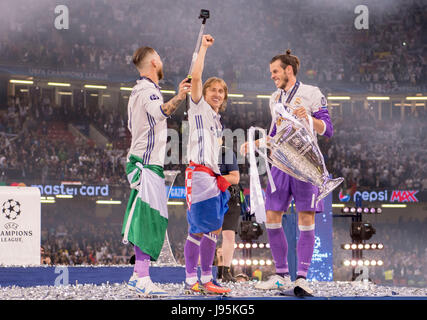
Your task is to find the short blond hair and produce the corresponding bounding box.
[202,77,228,112]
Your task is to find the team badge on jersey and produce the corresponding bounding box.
[276,116,286,127]
[150,94,160,101]
[321,96,327,106]
[295,97,302,105]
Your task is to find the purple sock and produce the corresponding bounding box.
[266,223,289,275]
[297,225,315,278]
[134,246,150,278]
[184,234,202,283]
[200,233,218,283]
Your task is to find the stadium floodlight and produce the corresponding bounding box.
[252,259,259,265]
[84,84,107,89]
[252,243,258,249]
[160,89,176,94]
[228,93,245,98]
[246,259,252,265]
[366,96,390,100]
[232,259,238,266]
[332,204,345,208]
[120,87,133,91]
[259,260,265,266]
[259,243,265,249]
[256,95,271,99]
[48,82,70,87]
[406,96,427,101]
[351,222,376,241]
[350,207,356,213]
[327,96,351,100]
[266,260,272,265]
[245,243,251,249]
[10,79,34,84]
[55,195,73,199]
[234,244,238,249]
[40,199,56,204]
[238,243,244,249]
[382,204,407,208]
[343,259,384,267]
[342,243,383,250]
[266,243,270,249]
[58,91,72,95]
[167,201,185,205]
[96,200,122,204]
[357,207,363,213]
[239,259,245,266]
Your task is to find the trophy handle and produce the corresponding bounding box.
[281,104,330,178]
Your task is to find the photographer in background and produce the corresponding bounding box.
[216,144,240,282]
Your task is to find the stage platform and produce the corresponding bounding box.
[0,266,426,300]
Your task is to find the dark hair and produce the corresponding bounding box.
[132,46,155,68]
[270,49,300,76]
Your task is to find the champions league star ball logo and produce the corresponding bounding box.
[2,199,22,220]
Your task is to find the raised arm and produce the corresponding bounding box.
[191,34,214,104]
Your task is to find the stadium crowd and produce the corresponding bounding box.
[333,217,427,287]
[0,0,425,93]
[1,86,426,192]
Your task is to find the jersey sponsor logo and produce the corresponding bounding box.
[276,116,286,127]
[150,94,160,101]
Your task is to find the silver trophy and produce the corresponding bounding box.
[252,104,343,205]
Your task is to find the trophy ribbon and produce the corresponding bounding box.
[248,127,276,224]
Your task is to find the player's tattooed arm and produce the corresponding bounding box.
[161,78,191,116]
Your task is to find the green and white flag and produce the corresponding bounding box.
[121,155,168,261]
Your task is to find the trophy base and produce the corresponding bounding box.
[316,177,344,205]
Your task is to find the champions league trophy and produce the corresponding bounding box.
[249,103,343,213]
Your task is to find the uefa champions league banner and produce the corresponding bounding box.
[0,187,41,266]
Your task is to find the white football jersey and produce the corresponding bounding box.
[127,77,168,166]
[269,81,328,137]
[187,96,223,174]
